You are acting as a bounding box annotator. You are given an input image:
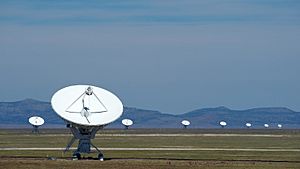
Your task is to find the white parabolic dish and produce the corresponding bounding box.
[29,116,44,126]
[246,123,252,127]
[264,124,269,128]
[51,85,123,126]
[181,120,190,126]
[122,119,133,126]
[220,121,227,126]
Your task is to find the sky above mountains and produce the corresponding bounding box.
[0,0,300,114]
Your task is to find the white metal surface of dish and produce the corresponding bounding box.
[264,124,269,128]
[181,120,190,126]
[246,123,252,127]
[122,119,133,126]
[51,85,123,126]
[220,121,227,126]
[278,124,282,128]
[28,116,45,126]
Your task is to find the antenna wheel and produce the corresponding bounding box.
[73,153,81,160]
[98,153,104,161]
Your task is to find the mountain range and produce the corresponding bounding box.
[0,99,299,128]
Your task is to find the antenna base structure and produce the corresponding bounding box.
[64,124,104,160]
[32,125,39,133]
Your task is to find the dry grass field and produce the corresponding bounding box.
[0,128,299,169]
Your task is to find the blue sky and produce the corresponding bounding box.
[0,0,300,114]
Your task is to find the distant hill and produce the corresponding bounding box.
[0,99,299,128]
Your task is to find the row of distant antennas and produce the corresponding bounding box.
[27,117,283,130]
[135,120,190,129]
[181,120,283,129]
[109,119,188,129]
[136,120,191,129]
[219,121,283,129]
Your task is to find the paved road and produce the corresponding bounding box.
[1,147,300,152]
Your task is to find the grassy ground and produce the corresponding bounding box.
[1,158,300,169]
[0,129,299,168]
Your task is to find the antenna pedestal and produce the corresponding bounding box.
[65,125,104,160]
[32,125,39,133]
[78,139,91,153]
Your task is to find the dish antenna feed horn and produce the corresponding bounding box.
[51,85,123,160]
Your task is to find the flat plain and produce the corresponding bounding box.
[0,128,299,169]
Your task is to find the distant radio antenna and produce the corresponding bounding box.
[277,124,282,129]
[28,116,44,133]
[245,123,252,129]
[122,119,133,129]
[264,124,269,128]
[181,120,190,129]
[219,121,227,128]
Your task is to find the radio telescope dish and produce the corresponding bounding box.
[51,85,123,126]
[245,123,252,128]
[181,120,190,129]
[264,124,269,128]
[51,85,123,160]
[278,124,282,129]
[122,119,133,129]
[28,116,44,133]
[219,121,227,128]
